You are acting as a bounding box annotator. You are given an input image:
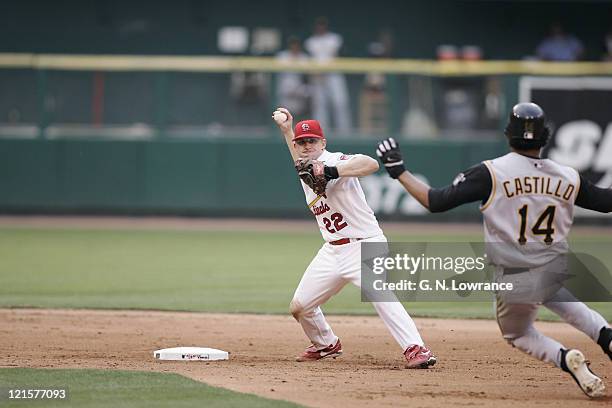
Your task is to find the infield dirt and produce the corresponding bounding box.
[1,308,610,407]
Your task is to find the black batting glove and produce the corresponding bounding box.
[376,138,406,179]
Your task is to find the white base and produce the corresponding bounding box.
[154,347,229,361]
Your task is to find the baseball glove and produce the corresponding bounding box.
[295,158,328,195]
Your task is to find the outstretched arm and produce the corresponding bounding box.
[397,171,431,209]
[376,138,432,209]
[376,138,491,212]
[576,176,612,213]
[272,107,299,162]
[336,154,379,177]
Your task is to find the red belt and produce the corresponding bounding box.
[329,238,363,246]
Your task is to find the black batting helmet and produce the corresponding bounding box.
[504,102,550,150]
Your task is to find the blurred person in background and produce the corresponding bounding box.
[359,29,394,135]
[364,29,393,92]
[305,17,352,134]
[536,22,584,61]
[276,36,311,116]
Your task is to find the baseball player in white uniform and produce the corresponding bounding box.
[272,107,436,368]
[375,102,612,397]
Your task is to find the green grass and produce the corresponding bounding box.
[0,227,610,320]
[0,368,301,408]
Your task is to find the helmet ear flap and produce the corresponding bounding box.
[539,124,551,148]
[542,125,550,142]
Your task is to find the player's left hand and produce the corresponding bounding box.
[295,158,328,195]
[376,138,406,179]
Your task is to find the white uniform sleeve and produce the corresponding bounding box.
[326,153,358,189]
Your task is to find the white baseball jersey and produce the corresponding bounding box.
[481,152,580,267]
[304,32,343,62]
[292,150,426,353]
[300,150,383,242]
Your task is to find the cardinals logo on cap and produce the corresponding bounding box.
[293,119,324,141]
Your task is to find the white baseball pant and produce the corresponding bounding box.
[290,235,424,351]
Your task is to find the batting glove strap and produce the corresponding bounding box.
[383,161,406,179]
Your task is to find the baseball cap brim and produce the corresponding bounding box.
[292,133,325,141]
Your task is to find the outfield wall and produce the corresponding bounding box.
[0,138,506,218]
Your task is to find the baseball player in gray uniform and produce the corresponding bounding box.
[375,102,612,398]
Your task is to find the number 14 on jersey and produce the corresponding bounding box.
[517,205,556,245]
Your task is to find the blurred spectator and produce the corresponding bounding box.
[359,30,393,135]
[364,29,393,91]
[436,45,459,60]
[276,37,310,116]
[229,71,268,104]
[460,45,483,61]
[368,29,393,59]
[304,17,351,134]
[536,23,584,61]
[603,28,612,61]
[436,44,483,61]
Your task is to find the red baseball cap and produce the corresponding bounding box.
[293,120,325,141]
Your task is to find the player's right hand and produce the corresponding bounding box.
[272,107,293,133]
[376,137,407,179]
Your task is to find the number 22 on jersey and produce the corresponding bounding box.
[517,205,556,245]
[323,212,348,233]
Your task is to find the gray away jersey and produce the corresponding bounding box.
[481,152,580,268]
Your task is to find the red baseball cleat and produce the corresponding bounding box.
[404,344,437,369]
[296,339,343,362]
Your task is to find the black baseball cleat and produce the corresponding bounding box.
[560,349,605,398]
[597,326,612,360]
